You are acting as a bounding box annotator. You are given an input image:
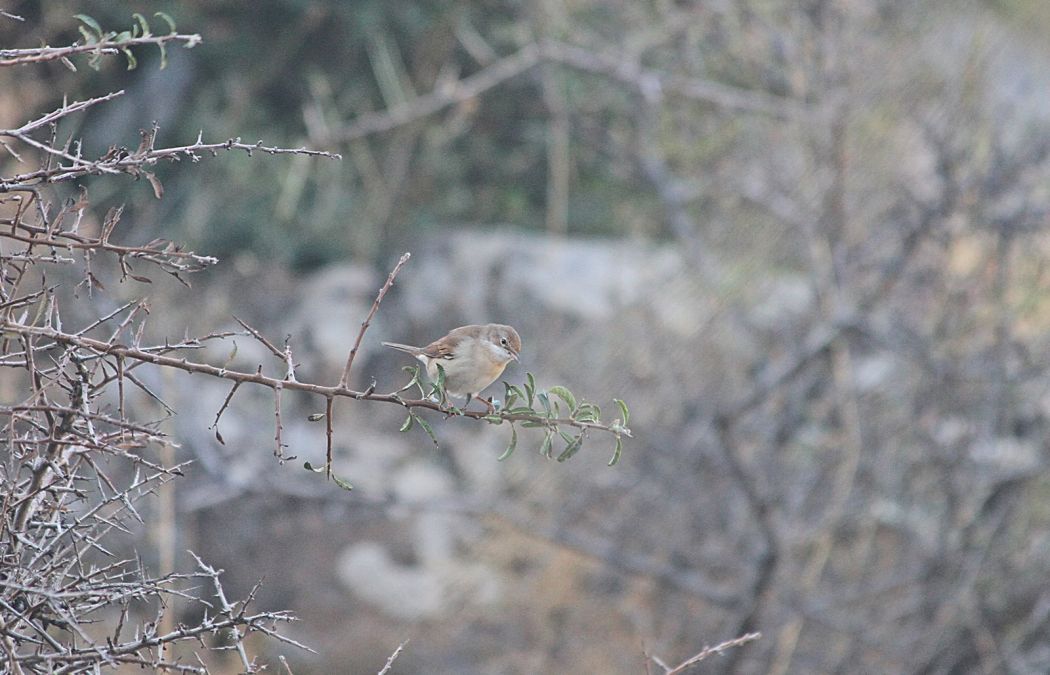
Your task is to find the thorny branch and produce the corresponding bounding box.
[339,251,411,388]
[0,319,630,441]
[649,632,762,674]
[0,12,636,674]
[0,16,334,674]
[0,33,203,68]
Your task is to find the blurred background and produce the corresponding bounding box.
[5,0,1050,672]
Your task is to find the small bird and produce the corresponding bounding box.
[383,324,521,408]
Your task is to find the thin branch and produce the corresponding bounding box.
[9,91,127,135]
[337,46,542,141]
[2,321,630,439]
[657,632,762,674]
[338,252,411,388]
[0,33,202,67]
[377,639,408,675]
[0,132,340,190]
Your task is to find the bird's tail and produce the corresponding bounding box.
[381,341,422,355]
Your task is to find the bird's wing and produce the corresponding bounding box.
[420,335,458,360]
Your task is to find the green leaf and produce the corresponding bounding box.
[525,372,536,407]
[305,461,353,490]
[429,364,447,403]
[508,384,527,405]
[613,399,630,427]
[132,13,150,36]
[75,14,103,38]
[78,26,98,46]
[158,41,167,69]
[537,392,552,418]
[506,406,537,415]
[540,431,553,459]
[503,381,519,409]
[414,414,439,447]
[483,415,503,424]
[122,47,137,70]
[498,426,517,461]
[520,421,548,428]
[155,11,177,34]
[397,365,422,394]
[557,434,584,462]
[574,403,599,423]
[331,474,354,491]
[307,413,325,422]
[399,414,414,432]
[548,386,577,414]
[608,436,623,467]
[114,30,133,44]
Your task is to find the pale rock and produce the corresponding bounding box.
[337,542,446,620]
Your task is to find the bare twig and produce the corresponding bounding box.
[338,252,411,388]
[0,130,340,191]
[653,632,762,674]
[377,639,408,675]
[0,33,202,67]
[1,320,629,440]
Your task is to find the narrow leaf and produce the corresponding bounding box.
[414,414,439,447]
[498,426,517,461]
[122,47,137,70]
[557,434,584,462]
[155,11,177,34]
[503,381,519,409]
[78,26,98,46]
[132,13,150,36]
[525,372,536,407]
[613,398,630,427]
[540,431,553,459]
[537,392,552,418]
[548,386,577,413]
[331,474,354,491]
[608,436,623,467]
[74,14,103,37]
[399,415,414,432]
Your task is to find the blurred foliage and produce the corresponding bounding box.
[1,0,671,271]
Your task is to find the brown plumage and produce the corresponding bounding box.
[383,324,521,401]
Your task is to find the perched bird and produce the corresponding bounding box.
[383,324,521,407]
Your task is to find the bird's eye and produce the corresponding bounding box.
[500,337,508,345]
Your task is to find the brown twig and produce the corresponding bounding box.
[654,632,762,674]
[0,33,203,67]
[338,252,411,388]
[0,131,340,191]
[1,321,630,440]
[324,396,334,479]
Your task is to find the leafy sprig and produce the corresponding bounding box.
[74,12,194,70]
[394,367,631,466]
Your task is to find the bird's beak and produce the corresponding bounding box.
[509,350,519,362]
